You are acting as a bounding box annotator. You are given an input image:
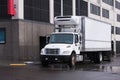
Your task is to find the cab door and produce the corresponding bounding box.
[74,34,80,55]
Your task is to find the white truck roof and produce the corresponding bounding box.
[54,16,82,34]
[52,32,78,35]
[54,16,80,26]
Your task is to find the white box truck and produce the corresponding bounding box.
[40,16,112,67]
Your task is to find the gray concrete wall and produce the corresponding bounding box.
[19,20,54,61]
[0,20,19,60]
[0,20,54,61]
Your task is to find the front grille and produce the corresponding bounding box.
[45,48,60,54]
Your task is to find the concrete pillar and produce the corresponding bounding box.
[49,0,54,24]
[72,0,76,16]
[13,0,24,19]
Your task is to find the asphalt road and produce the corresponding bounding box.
[0,55,120,80]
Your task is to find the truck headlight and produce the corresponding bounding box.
[63,51,70,54]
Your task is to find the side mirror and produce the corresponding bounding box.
[46,36,50,44]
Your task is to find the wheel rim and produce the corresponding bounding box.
[71,55,75,66]
[99,53,102,62]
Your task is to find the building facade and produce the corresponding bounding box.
[0,0,54,60]
[0,0,119,60]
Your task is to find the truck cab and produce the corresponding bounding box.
[40,32,83,67]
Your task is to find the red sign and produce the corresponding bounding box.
[8,0,16,16]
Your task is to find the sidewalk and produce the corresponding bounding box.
[0,59,40,67]
[0,59,24,67]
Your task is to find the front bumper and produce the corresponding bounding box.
[40,55,70,63]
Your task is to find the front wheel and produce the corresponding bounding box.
[41,61,49,67]
[69,53,76,68]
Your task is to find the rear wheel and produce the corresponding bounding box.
[93,52,103,63]
[69,53,76,68]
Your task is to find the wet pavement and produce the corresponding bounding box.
[0,55,120,80]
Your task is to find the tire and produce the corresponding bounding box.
[94,52,103,63]
[69,53,76,68]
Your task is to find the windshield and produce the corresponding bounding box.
[49,34,73,44]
